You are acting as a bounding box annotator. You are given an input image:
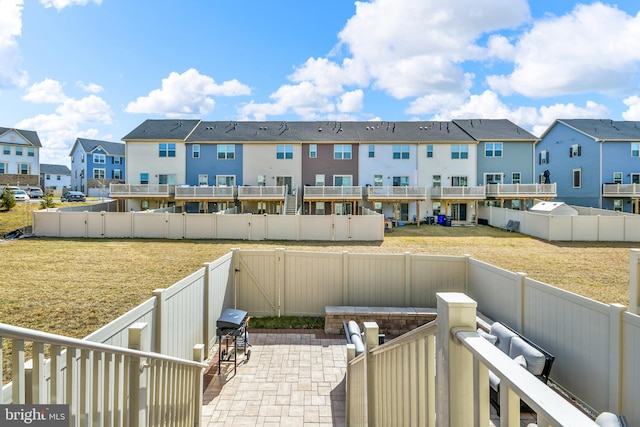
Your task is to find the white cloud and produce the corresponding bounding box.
[17,79,113,165]
[487,3,640,97]
[429,90,610,136]
[23,79,67,103]
[39,0,102,10]
[0,0,28,88]
[337,90,364,113]
[125,68,251,118]
[77,81,103,94]
[622,96,640,120]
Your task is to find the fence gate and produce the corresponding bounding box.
[235,250,280,316]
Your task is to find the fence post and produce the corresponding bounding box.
[128,322,149,427]
[436,292,477,427]
[193,344,205,427]
[608,303,626,414]
[364,322,379,426]
[152,289,166,354]
[516,272,527,334]
[276,248,285,316]
[404,252,412,306]
[630,249,640,315]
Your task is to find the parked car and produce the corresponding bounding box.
[61,191,86,202]
[12,189,30,202]
[26,187,44,198]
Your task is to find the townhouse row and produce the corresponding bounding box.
[112,119,557,222]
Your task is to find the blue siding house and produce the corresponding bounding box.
[69,138,125,196]
[536,119,640,213]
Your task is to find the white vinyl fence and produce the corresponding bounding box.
[32,211,384,241]
[479,205,640,241]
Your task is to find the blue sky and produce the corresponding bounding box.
[2,0,640,165]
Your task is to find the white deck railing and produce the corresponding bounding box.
[430,186,486,199]
[486,183,557,197]
[174,185,236,199]
[346,293,598,426]
[237,185,286,199]
[1,322,207,427]
[303,186,363,199]
[109,184,175,197]
[366,186,426,200]
[602,183,640,196]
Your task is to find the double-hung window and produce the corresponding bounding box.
[309,144,317,158]
[276,145,293,159]
[94,153,106,164]
[632,143,639,157]
[16,147,22,156]
[451,145,468,159]
[0,163,6,174]
[193,145,200,158]
[393,145,410,159]
[140,173,149,184]
[217,144,235,159]
[613,172,623,184]
[334,144,352,160]
[485,142,503,157]
[368,145,375,158]
[27,147,35,157]
[159,143,176,157]
[113,169,122,180]
[94,168,105,179]
[2,146,9,155]
[512,172,521,184]
[426,145,433,158]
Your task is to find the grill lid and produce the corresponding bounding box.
[217,308,248,329]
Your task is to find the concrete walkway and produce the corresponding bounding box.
[200,330,536,427]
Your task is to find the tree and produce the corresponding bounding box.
[39,191,56,209]
[0,188,17,211]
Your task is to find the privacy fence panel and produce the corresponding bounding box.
[59,211,87,237]
[267,215,298,240]
[104,212,133,237]
[133,212,167,238]
[408,255,467,307]
[299,216,333,240]
[205,253,234,352]
[621,312,640,422]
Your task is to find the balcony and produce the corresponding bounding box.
[430,185,486,200]
[602,183,640,197]
[486,183,557,198]
[174,185,237,201]
[366,186,427,201]
[237,185,286,201]
[303,185,363,201]
[109,183,174,198]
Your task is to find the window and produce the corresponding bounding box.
[392,176,409,186]
[56,175,61,181]
[484,173,502,184]
[374,175,383,187]
[393,145,410,159]
[46,174,50,180]
[198,174,208,185]
[539,150,549,164]
[570,144,581,157]
[258,175,266,186]
[309,144,317,158]
[2,146,9,155]
[217,175,235,186]
[512,172,521,184]
[485,142,503,157]
[93,168,105,179]
[368,145,375,158]
[276,145,293,159]
[158,174,176,185]
[27,147,35,157]
[0,163,5,174]
[432,202,441,215]
[113,169,122,180]
[315,202,325,215]
[334,175,352,186]
[18,163,29,174]
[451,176,468,186]
[159,143,176,157]
[16,147,22,156]
[140,173,149,184]
[614,199,623,212]
[334,144,352,160]
[432,175,441,188]
[315,174,325,186]
[573,168,581,188]
[632,143,640,157]
[613,172,623,184]
[193,145,200,158]
[113,156,122,164]
[426,145,433,158]
[94,153,106,164]
[217,144,235,159]
[632,174,640,184]
[451,145,468,159]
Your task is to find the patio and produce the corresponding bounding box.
[200,330,537,427]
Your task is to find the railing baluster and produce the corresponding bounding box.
[31,341,44,403]
[92,352,101,427]
[11,338,25,403]
[50,344,62,404]
[66,348,77,424]
[79,349,89,427]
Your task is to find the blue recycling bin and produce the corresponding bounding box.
[437,215,445,225]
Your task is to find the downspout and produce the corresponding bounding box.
[599,140,603,209]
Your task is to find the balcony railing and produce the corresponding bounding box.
[174,185,237,200]
[303,186,363,200]
[366,186,427,200]
[109,183,174,198]
[429,186,486,199]
[237,185,286,200]
[602,183,640,197]
[486,183,557,198]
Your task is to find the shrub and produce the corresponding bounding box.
[0,189,16,211]
[40,192,56,209]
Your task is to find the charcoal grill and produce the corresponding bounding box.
[216,308,250,375]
